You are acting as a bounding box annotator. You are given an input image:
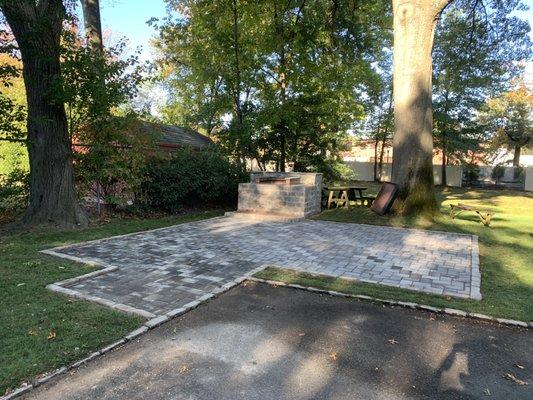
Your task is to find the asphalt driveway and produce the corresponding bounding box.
[24,283,532,400]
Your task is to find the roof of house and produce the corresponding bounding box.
[142,122,214,150]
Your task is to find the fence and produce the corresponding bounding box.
[345,161,463,187]
[526,167,533,191]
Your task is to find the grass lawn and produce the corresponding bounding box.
[255,183,533,322]
[0,210,223,395]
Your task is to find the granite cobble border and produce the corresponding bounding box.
[246,275,532,329]
[1,265,265,400]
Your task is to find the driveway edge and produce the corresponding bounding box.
[246,276,531,329]
[1,265,266,400]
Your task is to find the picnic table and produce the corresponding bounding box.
[324,186,368,208]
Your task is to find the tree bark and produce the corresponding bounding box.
[391,0,450,213]
[81,0,103,52]
[441,147,447,186]
[378,136,387,181]
[1,0,88,227]
[373,137,379,181]
[512,145,521,167]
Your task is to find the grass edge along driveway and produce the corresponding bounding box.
[0,210,224,395]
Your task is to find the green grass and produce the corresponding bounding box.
[255,184,533,322]
[0,210,224,395]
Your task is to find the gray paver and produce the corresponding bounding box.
[44,216,479,316]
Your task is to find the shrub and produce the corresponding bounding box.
[463,163,480,184]
[75,115,156,208]
[491,165,505,183]
[0,168,29,215]
[139,147,247,212]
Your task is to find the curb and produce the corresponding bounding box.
[246,277,532,329]
[1,265,265,400]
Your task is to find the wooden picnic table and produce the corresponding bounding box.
[324,186,367,208]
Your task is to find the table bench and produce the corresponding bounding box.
[450,203,493,226]
[324,186,367,208]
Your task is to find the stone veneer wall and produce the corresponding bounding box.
[238,172,323,217]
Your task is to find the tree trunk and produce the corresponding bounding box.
[378,136,386,181]
[373,137,379,181]
[513,145,521,179]
[279,130,286,172]
[81,0,103,52]
[441,147,447,186]
[1,0,88,227]
[512,145,521,167]
[391,0,449,214]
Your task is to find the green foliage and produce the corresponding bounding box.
[0,140,28,174]
[59,32,146,137]
[54,28,152,207]
[432,0,532,163]
[479,83,532,158]
[74,115,156,207]
[140,147,247,212]
[0,167,28,215]
[463,163,480,184]
[154,0,390,171]
[0,53,27,144]
[491,165,505,182]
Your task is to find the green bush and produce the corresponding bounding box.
[463,163,480,184]
[140,147,247,212]
[0,168,29,214]
[491,165,505,182]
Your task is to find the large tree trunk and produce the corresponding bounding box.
[81,0,103,52]
[391,0,450,214]
[1,0,88,227]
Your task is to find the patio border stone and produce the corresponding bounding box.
[247,274,532,329]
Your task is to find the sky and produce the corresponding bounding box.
[98,0,169,60]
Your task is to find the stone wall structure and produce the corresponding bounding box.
[237,172,322,219]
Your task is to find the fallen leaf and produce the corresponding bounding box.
[47,331,56,340]
[504,373,528,385]
[515,363,524,370]
[17,283,26,287]
[28,330,37,336]
[388,338,398,345]
[298,332,305,337]
[329,352,338,361]
[179,364,189,374]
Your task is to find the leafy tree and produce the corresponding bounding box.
[155,0,389,178]
[58,24,151,208]
[432,0,531,184]
[479,83,532,169]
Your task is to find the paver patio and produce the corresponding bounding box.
[43,216,480,317]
